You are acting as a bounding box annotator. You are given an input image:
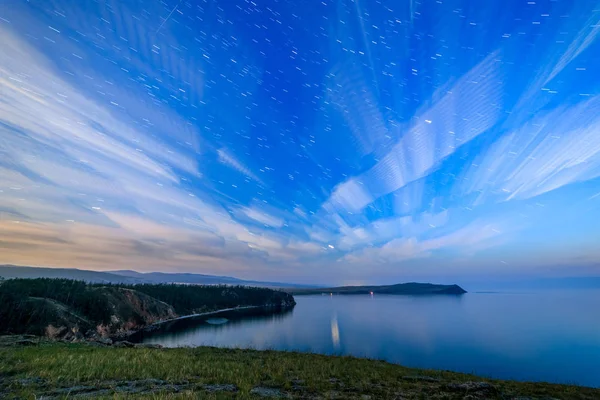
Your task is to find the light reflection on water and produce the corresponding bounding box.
[331,312,340,350]
[137,292,600,388]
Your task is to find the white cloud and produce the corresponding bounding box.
[325,178,373,213]
[241,207,285,228]
[293,207,307,219]
[509,8,599,124]
[325,61,390,156]
[323,51,503,213]
[342,218,507,265]
[543,13,600,86]
[458,96,600,204]
[217,148,262,183]
[0,24,322,274]
[342,238,425,264]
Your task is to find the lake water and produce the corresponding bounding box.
[137,291,600,388]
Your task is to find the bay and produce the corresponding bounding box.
[138,291,600,387]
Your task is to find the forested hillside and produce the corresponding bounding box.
[0,278,295,338]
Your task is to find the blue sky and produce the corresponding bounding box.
[0,0,599,284]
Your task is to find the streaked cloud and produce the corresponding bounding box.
[240,207,285,228]
[458,96,600,204]
[217,148,263,184]
[342,219,508,265]
[325,51,504,213]
[1,0,599,282]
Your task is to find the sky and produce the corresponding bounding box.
[0,0,599,285]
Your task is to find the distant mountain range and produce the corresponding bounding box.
[286,282,467,295]
[0,265,315,289]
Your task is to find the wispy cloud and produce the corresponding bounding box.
[240,207,285,228]
[0,22,318,275]
[543,13,600,87]
[341,219,508,265]
[1,0,599,283]
[217,148,263,184]
[325,51,504,213]
[458,96,600,204]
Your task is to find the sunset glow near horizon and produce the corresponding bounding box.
[1,0,599,284]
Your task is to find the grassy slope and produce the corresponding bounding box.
[0,342,598,399]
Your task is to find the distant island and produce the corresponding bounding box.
[286,282,467,295]
[0,278,295,340]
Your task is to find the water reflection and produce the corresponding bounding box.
[137,292,600,387]
[331,312,340,350]
[130,306,294,345]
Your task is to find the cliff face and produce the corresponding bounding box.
[93,287,178,336]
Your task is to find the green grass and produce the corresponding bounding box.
[0,341,598,399]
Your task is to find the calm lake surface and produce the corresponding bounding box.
[138,291,600,388]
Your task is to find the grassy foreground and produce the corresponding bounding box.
[1,341,598,399]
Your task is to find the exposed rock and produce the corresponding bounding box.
[72,329,85,341]
[290,379,306,391]
[202,383,238,392]
[17,377,47,386]
[134,343,163,349]
[328,378,345,387]
[401,375,441,382]
[96,337,113,345]
[38,379,205,399]
[48,385,98,396]
[250,386,291,398]
[510,397,559,400]
[46,325,67,339]
[113,340,135,348]
[446,381,498,394]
